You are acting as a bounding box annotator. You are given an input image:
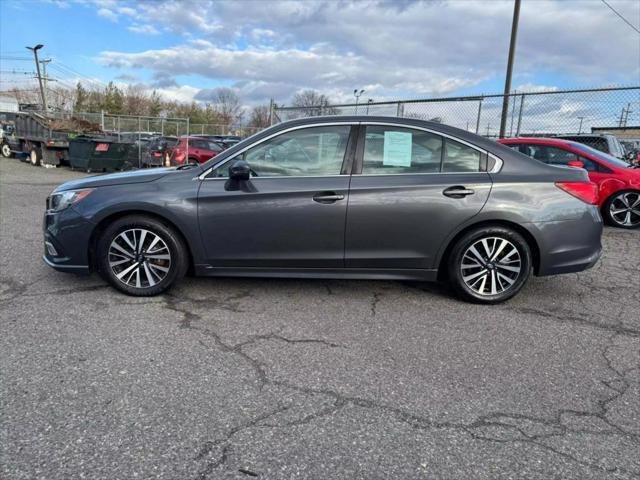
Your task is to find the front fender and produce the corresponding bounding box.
[75,180,206,266]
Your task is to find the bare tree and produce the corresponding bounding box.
[210,87,243,127]
[124,84,150,116]
[291,90,338,116]
[248,105,271,128]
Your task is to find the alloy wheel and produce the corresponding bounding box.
[108,228,171,288]
[609,192,640,227]
[460,237,522,296]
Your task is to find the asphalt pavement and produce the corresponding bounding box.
[1,158,639,479]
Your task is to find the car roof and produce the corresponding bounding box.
[200,115,583,177]
[498,137,586,148]
[556,133,613,138]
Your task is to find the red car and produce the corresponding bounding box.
[171,136,225,165]
[498,137,640,229]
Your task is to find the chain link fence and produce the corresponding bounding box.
[40,111,261,167]
[47,111,263,138]
[273,86,640,138]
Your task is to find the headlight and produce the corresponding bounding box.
[47,189,93,212]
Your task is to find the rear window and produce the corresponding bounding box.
[570,143,631,169]
[206,142,223,152]
[559,136,608,153]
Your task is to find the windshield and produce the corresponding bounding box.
[570,143,632,168]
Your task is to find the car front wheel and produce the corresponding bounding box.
[97,215,188,296]
[603,190,640,229]
[447,226,532,304]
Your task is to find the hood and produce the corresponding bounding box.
[54,167,179,192]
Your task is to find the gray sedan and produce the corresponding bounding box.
[43,116,603,303]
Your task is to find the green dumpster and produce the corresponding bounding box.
[69,137,132,173]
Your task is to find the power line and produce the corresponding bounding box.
[0,56,32,61]
[49,60,106,88]
[600,0,640,34]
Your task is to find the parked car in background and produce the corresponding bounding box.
[191,134,232,149]
[43,116,602,303]
[555,134,627,161]
[143,135,178,168]
[499,137,640,229]
[221,135,242,147]
[620,140,640,165]
[171,136,225,165]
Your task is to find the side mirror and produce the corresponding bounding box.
[229,159,251,181]
[567,160,585,169]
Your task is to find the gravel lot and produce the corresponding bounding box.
[1,158,639,479]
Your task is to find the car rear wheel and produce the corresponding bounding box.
[603,190,640,229]
[447,226,532,304]
[97,215,188,296]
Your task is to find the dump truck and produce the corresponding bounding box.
[7,111,102,166]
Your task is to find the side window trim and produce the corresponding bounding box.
[362,121,487,156]
[200,122,359,180]
[353,122,489,175]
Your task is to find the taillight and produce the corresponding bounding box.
[555,182,598,205]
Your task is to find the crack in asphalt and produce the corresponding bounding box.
[0,275,110,306]
[370,292,381,317]
[509,306,640,337]
[159,291,640,479]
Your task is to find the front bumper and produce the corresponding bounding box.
[42,206,94,274]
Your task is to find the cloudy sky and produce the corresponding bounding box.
[1,0,638,106]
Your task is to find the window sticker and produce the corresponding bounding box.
[383,131,412,167]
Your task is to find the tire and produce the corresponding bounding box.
[1,143,12,158]
[96,215,189,296]
[30,147,42,166]
[447,226,532,304]
[602,190,640,229]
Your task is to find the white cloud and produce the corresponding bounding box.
[96,7,118,22]
[117,6,136,16]
[128,24,160,35]
[78,0,639,108]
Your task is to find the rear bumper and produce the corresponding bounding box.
[532,208,603,276]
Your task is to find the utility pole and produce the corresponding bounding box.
[39,58,52,92]
[618,105,626,127]
[577,116,585,134]
[499,0,521,138]
[622,103,631,128]
[26,44,47,112]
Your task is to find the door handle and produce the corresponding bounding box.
[443,186,475,198]
[313,192,345,204]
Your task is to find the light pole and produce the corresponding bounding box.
[366,98,373,115]
[353,89,364,114]
[577,116,585,134]
[26,44,47,112]
[499,0,521,138]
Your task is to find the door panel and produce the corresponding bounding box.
[197,124,356,268]
[345,124,492,269]
[198,177,350,267]
[345,173,491,269]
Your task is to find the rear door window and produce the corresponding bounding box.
[361,126,444,174]
[442,139,482,172]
